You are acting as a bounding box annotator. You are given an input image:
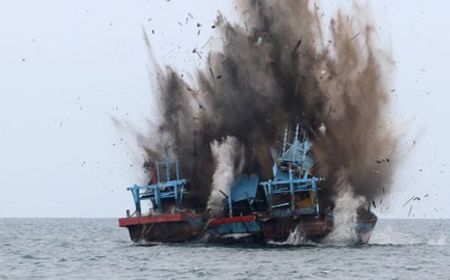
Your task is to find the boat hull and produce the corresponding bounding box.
[354,211,378,243]
[204,212,377,244]
[119,211,377,245]
[261,215,333,243]
[263,212,378,244]
[118,213,204,243]
[203,215,264,244]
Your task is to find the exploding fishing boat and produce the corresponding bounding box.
[119,125,377,245]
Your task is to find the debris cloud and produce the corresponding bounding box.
[140,0,397,210]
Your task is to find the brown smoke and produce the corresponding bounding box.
[142,0,396,209]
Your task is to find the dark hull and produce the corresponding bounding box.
[262,215,333,243]
[119,211,377,244]
[201,215,333,244]
[354,211,378,243]
[204,211,377,244]
[118,213,204,243]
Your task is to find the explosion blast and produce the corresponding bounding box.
[139,0,396,211]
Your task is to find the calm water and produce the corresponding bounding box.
[0,218,449,279]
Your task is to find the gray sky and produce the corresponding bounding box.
[0,0,448,218]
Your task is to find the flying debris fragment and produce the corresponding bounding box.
[408,205,413,217]
[403,196,416,207]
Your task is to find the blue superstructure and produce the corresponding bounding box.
[127,158,188,216]
[260,124,323,217]
[225,174,259,216]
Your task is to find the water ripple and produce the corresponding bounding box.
[0,218,448,280]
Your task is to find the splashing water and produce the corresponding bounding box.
[370,224,449,246]
[267,226,312,246]
[324,183,365,244]
[207,136,245,216]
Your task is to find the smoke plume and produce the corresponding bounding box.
[142,0,397,209]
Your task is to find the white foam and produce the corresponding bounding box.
[427,235,447,246]
[220,233,252,240]
[267,226,316,246]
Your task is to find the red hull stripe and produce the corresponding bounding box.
[208,215,256,226]
[118,213,186,227]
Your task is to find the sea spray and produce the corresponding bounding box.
[207,136,245,216]
[324,181,365,244]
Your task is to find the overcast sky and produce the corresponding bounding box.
[0,0,448,218]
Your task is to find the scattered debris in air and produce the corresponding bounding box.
[403,195,416,207]
[291,38,302,56]
[349,32,361,42]
[408,205,413,217]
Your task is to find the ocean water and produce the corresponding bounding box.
[0,218,449,280]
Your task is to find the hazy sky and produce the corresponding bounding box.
[0,0,448,218]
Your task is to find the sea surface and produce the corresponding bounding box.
[0,218,449,280]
